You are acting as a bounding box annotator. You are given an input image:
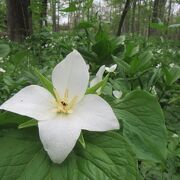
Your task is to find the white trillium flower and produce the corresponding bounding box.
[0,50,119,164]
[90,65,106,94]
[151,86,157,95]
[0,67,6,73]
[169,63,175,68]
[156,63,161,69]
[105,64,117,73]
[86,64,90,71]
[90,65,105,87]
[113,90,122,99]
[172,134,178,138]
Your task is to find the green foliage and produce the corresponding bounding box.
[61,2,77,12]
[114,90,167,163]
[0,128,139,180]
[0,19,179,179]
[0,44,10,58]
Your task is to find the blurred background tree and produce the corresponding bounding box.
[0,0,179,41]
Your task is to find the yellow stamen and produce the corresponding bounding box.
[53,89,77,114]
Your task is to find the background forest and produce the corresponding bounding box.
[0,0,180,180]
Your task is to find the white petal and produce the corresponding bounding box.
[96,65,106,79]
[38,115,81,164]
[86,64,90,71]
[105,64,117,73]
[90,65,105,87]
[113,90,122,99]
[52,50,89,102]
[0,85,56,121]
[0,67,5,73]
[74,94,120,131]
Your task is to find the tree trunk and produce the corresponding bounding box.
[7,0,32,41]
[166,0,172,25]
[52,0,56,31]
[57,1,60,31]
[40,0,48,28]
[149,0,167,36]
[117,0,131,36]
[165,0,172,36]
[137,0,141,35]
[131,0,137,34]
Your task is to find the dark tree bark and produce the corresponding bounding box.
[131,0,137,34]
[40,0,48,28]
[7,0,32,41]
[166,0,172,26]
[137,0,141,35]
[52,0,56,31]
[117,0,131,36]
[149,0,167,36]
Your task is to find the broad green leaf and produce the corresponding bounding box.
[33,68,55,97]
[129,45,139,57]
[0,112,30,126]
[78,132,86,149]
[138,50,153,71]
[125,45,139,58]
[113,56,130,72]
[168,23,180,28]
[95,25,108,41]
[76,21,94,29]
[0,44,10,58]
[113,90,167,163]
[163,66,180,85]
[129,51,153,75]
[115,35,125,45]
[11,51,27,66]
[61,2,77,12]
[0,128,139,180]
[18,119,37,129]
[150,22,167,30]
[92,39,112,61]
[86,74,109,94]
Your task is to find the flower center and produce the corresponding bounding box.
[54,89,77,114]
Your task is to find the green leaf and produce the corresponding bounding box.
[33,68,55,97]
[84,0,93,9]
[61,2,77,12]
[0,112,30,126]
[113,56,130,72]
[163,66,180,85]
[0,128,139,180]
[125,45,139,58]
[18,119,37,129]
[86,74,109,94]
[168,23,180,28]
[11,51,27,66]
[113,90,167,163]
[76,21,94,29]
[129,51,153,75]
[78,132,86,149]
[0,44,10,58]
[92,39,112,61]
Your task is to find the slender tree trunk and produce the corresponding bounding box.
[165,0,172,36]
[40,0,48,28]
[131,0,137,34]
[57,1,60,31]
[52,0,56,31]
[137,0,141,35]
[166,0,172,26]
[7,0,32,41]
[117,0,131,36]
[149,0,167,36]
[147,0,153,38]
